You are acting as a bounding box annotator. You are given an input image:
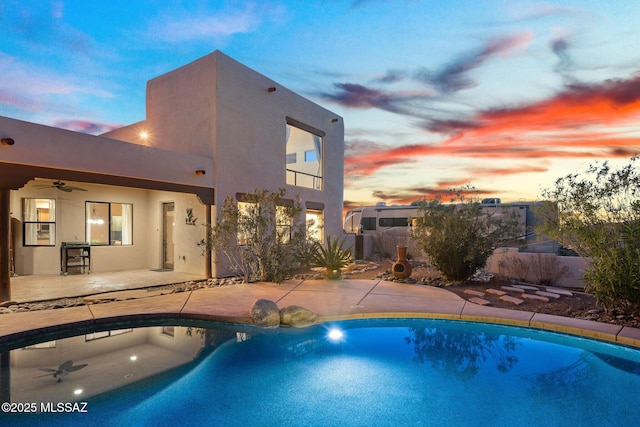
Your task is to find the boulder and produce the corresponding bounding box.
[280,305,318,328]
[250,299,280,327]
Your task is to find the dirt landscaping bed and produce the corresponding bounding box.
[344,260,640,329]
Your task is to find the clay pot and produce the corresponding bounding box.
[392,246,412,279]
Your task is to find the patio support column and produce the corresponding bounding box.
[205,204,212,278]
[0,189,10,302]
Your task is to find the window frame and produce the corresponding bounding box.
[285,117,325,190]
[86,201,133,246]
[22,198,56,247]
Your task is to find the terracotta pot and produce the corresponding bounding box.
[392,246,412,279]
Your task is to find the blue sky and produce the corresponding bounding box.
[2,1,640,208]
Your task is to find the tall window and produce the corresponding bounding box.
[236,201,253,246]
[23,198,56,246]
[285,118,324,190]
[86,202,133,245]
[306,209,324,242]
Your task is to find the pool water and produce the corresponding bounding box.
[2,319,640,426]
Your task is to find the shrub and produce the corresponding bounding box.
[538,157,640,313]
[530,253,570,286]
[201,188,306,283]
[502,253,530,282]
[411,189,519,281]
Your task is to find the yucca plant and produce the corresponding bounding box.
[310,236,353,280]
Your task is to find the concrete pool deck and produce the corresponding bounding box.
[2,278,640,348]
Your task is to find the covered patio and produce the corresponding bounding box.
[7,269,205,304]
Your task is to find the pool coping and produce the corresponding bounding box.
[1,278,639,349]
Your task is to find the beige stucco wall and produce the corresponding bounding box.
[486,247,588,289]
[10,181,208,276]
[142,51,344,277]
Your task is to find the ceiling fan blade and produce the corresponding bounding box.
[67,364,88,372]
[64,186,88,191]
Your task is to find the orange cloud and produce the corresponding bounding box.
[345,74,640,178]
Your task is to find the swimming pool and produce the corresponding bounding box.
[2,319,640,426]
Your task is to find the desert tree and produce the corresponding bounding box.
[538,157,640,313]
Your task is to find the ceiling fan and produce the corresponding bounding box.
[35,180,88,192]
[34,359,88,382]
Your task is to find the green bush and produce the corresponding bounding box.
[411,189,519,281]
[538,157,640,313]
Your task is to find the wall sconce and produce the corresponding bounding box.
[329,118,339,123]
[1,138,15,146]
[195,170,206,176]
[267,87,276,93]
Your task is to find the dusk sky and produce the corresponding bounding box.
[2,1,640,209]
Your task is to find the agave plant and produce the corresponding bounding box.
[310,236,353,280]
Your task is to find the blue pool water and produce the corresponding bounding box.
[2,319,640,426]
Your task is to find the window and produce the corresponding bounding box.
[23,198,56,246]
[86,202,133,245]
[306,209,324,242]
[236,201,253,246]
[304,150,317,162]
[276,205,292,243]
[24,341,56,349]
[85,328,132,342]
[379,217,409,227]
[285,118,324,190]
[361,217,376,231]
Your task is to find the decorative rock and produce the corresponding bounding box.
[500,295,524,305]
[464,289,485,297]
[536,291,561,299]
[280,305,318,328]
[0,300,17,308]
[250,299,280,327]
[511,284,540,291]
[468,297,491,306]
[546,287,573,296]
[501,286,526,293]
[486,288,507,296]
[521,294,549,302]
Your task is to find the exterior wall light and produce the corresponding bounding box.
[195,170,206,176]
[330,118,339,123]
[267,87,276,93]
[1,138,15,146]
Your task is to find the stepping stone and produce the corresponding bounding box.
[500,295,524,305]
[511,284,540,291]
[486,288,507,296]
[536,291,561,299]
[546,287,573,296]
[501,286,525,293]
[464,289,485,297]
[468,297,491,306]
[521,293,549,302]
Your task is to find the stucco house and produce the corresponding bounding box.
[0,51,344,300]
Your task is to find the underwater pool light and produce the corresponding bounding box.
[327,328,344,342]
